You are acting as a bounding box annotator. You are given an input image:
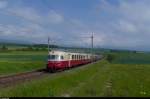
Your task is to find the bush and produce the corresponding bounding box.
[1,45,8,51]
[106,54,115,63]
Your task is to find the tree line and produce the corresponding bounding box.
[0,45,50,51]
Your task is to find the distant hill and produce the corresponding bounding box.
[0,41,146,53]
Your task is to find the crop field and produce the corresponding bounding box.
[0,51,150,97]
[0,51,47,76]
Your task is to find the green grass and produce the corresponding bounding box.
[0,51,47,76]
[0,60,108,97]
[109,64,150,97]
[111,52,150,64]
[0,52,150,96]
[0,57,150,97]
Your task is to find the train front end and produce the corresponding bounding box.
[46,51,67,72]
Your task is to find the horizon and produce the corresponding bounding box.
[0,41,148,53]
[1,0,150,51]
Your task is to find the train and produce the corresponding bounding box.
[46,50,102,72]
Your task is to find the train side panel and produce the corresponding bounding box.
[47,50,101,72]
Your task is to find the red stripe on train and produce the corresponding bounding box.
[47,59,92,70]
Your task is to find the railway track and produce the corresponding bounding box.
[0,68,48,88]
[0,57,104,88]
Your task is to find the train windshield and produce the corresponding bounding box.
[48,55,63,60]
[48,55,59,60]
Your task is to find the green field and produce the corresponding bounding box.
[0,51,47,76]
[110,52,150,64]
[0,51,150,97]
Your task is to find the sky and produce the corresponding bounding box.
[1,0,150,51]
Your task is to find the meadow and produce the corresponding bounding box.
[110,52,150,64]
[0,51,47,76]
[0,51,150,97]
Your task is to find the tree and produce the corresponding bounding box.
[1,45,8,51]
[106,54,115,63]
[27,46,33,51]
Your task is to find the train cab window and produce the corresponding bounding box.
[48,55,59,60]
[48,55,64,60]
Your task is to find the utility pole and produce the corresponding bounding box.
[79,33,94,55]
[48,37,50,52]
[91,32,94,53]
[91,33,94,60]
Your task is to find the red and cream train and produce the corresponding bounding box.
[46,50,102,72]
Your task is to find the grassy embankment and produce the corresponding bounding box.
[0,51,47,76]
[0,52,150,97]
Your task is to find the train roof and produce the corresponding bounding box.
[49,49,95,55]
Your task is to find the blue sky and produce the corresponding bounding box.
[1,0,150,51]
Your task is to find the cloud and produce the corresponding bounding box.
[6,6,64,26]
[0,23,59,44]
[0,5,65,43]
[91,0,150,50]
[0,1,91,46]
[47,10,64,24]
[1,0,150,51]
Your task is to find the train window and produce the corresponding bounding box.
[61,56,64,60]
[72,55,76,60]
